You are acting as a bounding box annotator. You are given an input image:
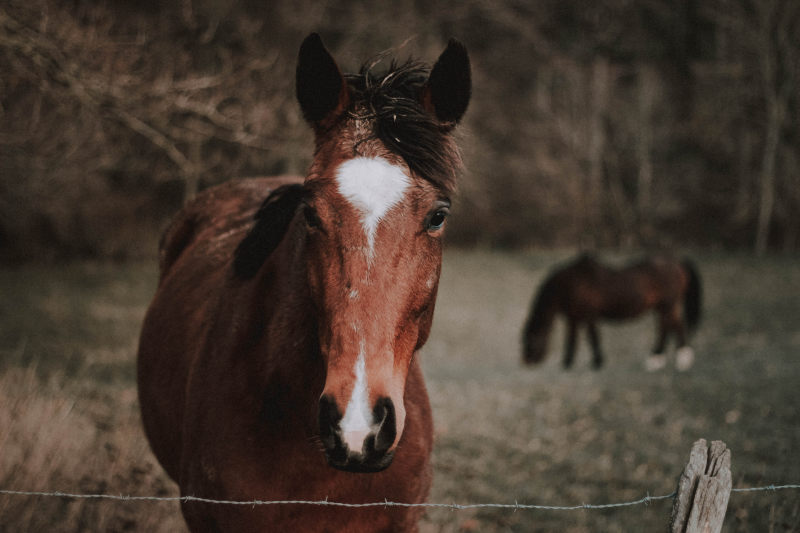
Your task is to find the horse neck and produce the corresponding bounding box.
[265,226,321,369]
[231,221,325,428]
[529,277,558,334]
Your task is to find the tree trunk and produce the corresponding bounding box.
[733,129,755,223]
[588,57,610,219]
[636,64,657,238]
[753,0,795,256]
[755,84,783,256]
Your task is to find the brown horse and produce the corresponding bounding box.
[521,254,701,371]
[137,34,470,532]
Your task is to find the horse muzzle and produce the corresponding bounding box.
[318,395,397,473]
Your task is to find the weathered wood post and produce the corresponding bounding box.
[669,439,732,533]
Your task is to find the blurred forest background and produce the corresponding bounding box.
[1,0,799,261]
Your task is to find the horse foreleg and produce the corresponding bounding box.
[646,310,669,372]
[587,322,603,369]
[563,320,577,369]
[652,311,668,355]
[673,304,695,371]
[675,308,688,348]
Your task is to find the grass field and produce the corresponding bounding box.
[1,250,798,532]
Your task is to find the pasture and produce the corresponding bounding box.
[0,250,798,532]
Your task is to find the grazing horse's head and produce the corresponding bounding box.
[295,34,470,472]
[523,327,550,365]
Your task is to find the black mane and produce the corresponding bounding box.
[233,184,306,280]
[344,59,461,192]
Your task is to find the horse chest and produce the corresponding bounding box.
[181,408,430,533]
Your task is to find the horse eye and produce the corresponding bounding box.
[427,209,448,231]
[304,206,321,229]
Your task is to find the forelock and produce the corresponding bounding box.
[342,59,461,193]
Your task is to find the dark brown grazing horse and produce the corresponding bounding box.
[137,34,470,532]
[521,254,701,371]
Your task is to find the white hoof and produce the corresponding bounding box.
[645,353,668,372]
[676,347,695,371]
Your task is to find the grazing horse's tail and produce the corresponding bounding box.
[681,259,702,335]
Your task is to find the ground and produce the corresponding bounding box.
[0,249,798,532]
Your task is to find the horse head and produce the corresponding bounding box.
[295,34,470,472]
[523,327,550,365]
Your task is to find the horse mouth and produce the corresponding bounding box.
[324,449,395,473]
[318,394,398,473]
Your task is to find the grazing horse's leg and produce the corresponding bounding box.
[652,309,669,354]
[587,322,603,369]
[673,303,695,371]
[563,319,577,369]
[646,309,669,372]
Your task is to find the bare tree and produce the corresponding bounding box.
[635,64,659,237]
[0,1,299,258]
[752,0,798,255]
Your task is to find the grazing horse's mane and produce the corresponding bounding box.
[528,274,558,328]
[528,254,594,329]
[341,59,462,193]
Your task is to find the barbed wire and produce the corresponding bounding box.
[1,484,798,511]
[731,484,800,493]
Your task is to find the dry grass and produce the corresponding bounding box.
[0,251,799,532]
[421,249,800,532]
[0,367,184,532]
[0,263,184,532]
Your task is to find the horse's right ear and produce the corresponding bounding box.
[296,33,349,128]
[234,184,306,280]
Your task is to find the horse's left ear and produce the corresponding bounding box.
[420,39,471,126]
[296,33,349,128]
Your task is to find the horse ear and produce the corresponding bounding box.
[234,184,306,280]
[420,39,471,126]
[296,33,349,127]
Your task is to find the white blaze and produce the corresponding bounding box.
[334,157,408,452]
[335,157,410,257]
[340,340,371,452]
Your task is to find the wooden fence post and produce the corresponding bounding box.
[669,439,732,533]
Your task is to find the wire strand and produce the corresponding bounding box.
[0,484,797,511]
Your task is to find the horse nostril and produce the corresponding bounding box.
[318,394,341,449]
[372,397,396,453]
